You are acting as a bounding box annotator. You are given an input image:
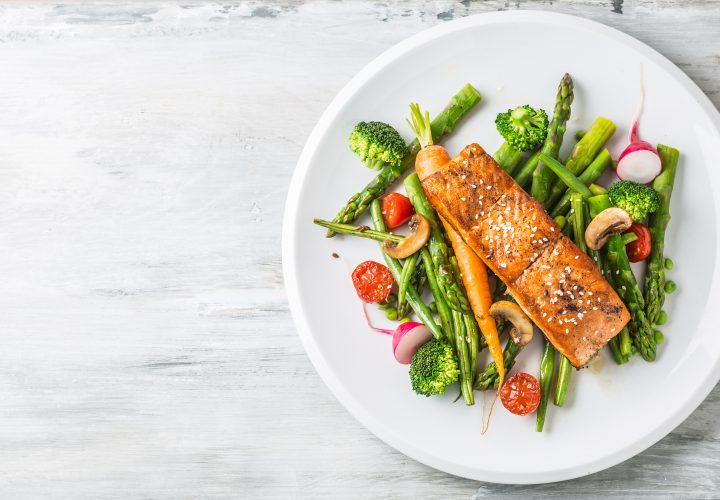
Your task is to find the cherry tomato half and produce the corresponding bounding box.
[625,222,652,263]
[500,372,541,416]
[381,192,414,229]
[351,261,394,303]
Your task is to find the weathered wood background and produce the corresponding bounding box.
[0,1,718,498]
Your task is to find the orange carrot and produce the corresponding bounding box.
[442,218,504,432]
[415,145,451,180]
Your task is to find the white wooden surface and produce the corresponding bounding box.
[0,1,718,498]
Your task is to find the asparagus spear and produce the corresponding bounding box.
[537,153,592,199]
[553,193,586,407]
[475,334,522,390]
[326,84,481,236]
[644,145,680,325]
[494,142,524,174]
[530,74,574,203]
[588,194,656,361]
[512,149,542,189]
[368,200,443,339]
[549,149,612,217]
[405,173,471,314]
[536,339,556,432]
[544,117,616,208]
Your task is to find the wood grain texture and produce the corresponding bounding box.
[0,1,717,498]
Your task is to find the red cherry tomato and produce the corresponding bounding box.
[625,222,652,263]
[381,192,414,229]
[351,261,394,303]
[500,372,541,416]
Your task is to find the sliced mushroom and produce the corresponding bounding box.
[382,214,431,259]
[489,300,534,347]
[584,207,632,251]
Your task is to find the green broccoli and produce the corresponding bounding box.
[348,121,406,170]
[608,180,661,222]
[495,105,549,152]
[409,339,460,397]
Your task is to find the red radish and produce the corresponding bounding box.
[361,303,432,364]
[392,323,432,364]
[616,69,661,184]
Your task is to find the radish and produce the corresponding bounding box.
[362,303,432,364]
[616,69,661,184]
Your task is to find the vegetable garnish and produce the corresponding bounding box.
[409,339,460,396]
[392,322,433,364]
[381,192,414,229]
[444,220,503,433]
[349,121,406,170]
[493,104,549,172]
[616,69,661,183]
[351,261,394,303]
[501,372,541,416]
[625,222,652,262]
[326,84,481,237]
[608,180,660,222]
[360,304,432,364]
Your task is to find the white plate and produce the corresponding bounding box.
[282,11,720,483]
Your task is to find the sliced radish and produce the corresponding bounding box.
[392,323,432,364]
[616,69,661,184]
[616,148,661,183]
[361,303,432,364]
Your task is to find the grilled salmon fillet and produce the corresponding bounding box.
[420,144,630,367]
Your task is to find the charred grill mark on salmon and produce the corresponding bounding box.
[421,144,630,367]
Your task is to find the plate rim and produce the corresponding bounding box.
[281,10,720,484]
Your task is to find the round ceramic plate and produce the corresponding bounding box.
[282,11,720,483]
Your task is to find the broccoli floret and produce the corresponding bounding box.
[409,339,459,397]
[495,105,549,152]
[608,180,661,222]
[349,121,406,170]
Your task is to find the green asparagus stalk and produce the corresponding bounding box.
[553,193,586,406]
[475,334,523,390]
[549,149,612,217]
[420,248,454,337]
[536,339,556,432]
[405,173,470,314]
[644,145,680,325]
[544,117,616,207]
[313,219,403,243]
[530,74,574,202]
[369,200,443,339]
[582,203,630,365]
[494,141,524,174]
[397,252,419,314]
[326,84,481,236]
[538,153,593,199]
[588,194,656,361]
[453,309,475,405]
[513,149,542,189]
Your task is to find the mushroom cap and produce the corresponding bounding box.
[489,300,534,346]
[585,207,633,251]
[382,214,431,259]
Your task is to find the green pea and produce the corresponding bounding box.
[385,307,398,320]
[387,293,397,305]
[664,258,674,270]
[428,301,437,313]
[554,215,566,230]
[664,280,677,294]
[654,330,665,344]
[399,317,411,324]
[657,310,667,326]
